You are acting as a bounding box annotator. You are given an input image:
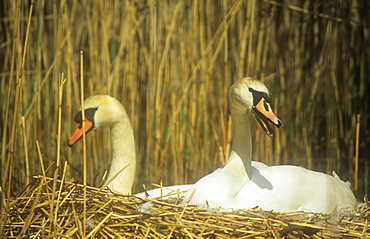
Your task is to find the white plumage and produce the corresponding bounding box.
[68,95,191,197]
[183,77,356,214]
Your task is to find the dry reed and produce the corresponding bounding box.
[1,0,369,194]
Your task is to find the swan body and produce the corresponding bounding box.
[233,166,355,213]
[134,184,193,199]
[183,77,356,214]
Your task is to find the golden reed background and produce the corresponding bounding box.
[1,0,369,200]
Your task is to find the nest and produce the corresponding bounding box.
[3,176,369,238]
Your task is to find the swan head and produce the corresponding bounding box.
[68,95,127,146]
[229,77,283,137]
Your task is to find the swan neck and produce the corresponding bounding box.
[229,111,252,180]
[107,119,136,194]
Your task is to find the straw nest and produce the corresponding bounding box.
[3,176,369,238]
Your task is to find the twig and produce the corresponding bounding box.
[80,50,87,237]
[355,114,360,191]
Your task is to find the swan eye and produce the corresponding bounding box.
[249,87,271,107]
[74,107,98,123]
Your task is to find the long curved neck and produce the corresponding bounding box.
[106,119,136,195]
[227,110,252,182]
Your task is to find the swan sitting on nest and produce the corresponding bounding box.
[183,77,356,214]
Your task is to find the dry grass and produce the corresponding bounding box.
[1,0,370,237]
[3,176,370,238]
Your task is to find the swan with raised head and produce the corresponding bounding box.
[68,95,136,194]
[68,95,191,197]
[183,77,356,214]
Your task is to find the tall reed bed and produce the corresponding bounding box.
[1,0,369,201]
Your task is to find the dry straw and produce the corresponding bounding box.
[5,126,369,239]
[3,176,369,238]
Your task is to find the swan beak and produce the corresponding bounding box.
[252,99,283,137]
[68,119,94,146]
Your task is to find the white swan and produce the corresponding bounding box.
[183,77,356,214]
[68,95,136,194]
[68,95,192,197]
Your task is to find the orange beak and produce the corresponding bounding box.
[68,119,94,146]
[252,98,283,137]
